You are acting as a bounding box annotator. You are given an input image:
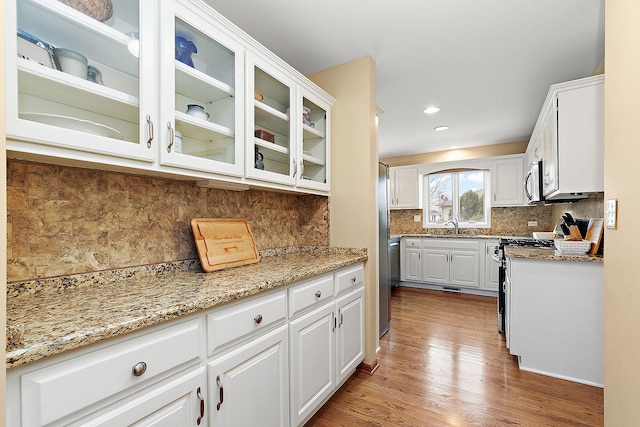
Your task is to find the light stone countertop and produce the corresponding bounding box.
[394,233,528,240]
[6,246,367,369]
[505,246,604,263]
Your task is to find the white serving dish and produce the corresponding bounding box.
[554,239,591,254]
[533,232,556,240]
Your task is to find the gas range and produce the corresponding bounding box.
[498,238,555,248]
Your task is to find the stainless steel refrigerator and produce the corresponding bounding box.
[378,162,391,337]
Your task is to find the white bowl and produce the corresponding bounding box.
[54,48,88,79]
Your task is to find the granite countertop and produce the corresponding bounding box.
[6,246,367,369]
[505,246,604,263]
[394,233,527,240]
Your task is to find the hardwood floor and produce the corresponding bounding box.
[306,287,604,426]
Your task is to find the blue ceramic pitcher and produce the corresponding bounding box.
[175,36,197,68]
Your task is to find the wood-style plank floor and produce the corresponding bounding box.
[306,287,603,426]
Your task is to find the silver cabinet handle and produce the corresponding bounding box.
[132,361,147,377]
[299,159,304,177]
[254,314,263,324]
[292,158,297,177]
[197,387,205,425]
[146,115,153,148]
[216,375,224,410]
[166,122,174,153]
[315,290,321,298]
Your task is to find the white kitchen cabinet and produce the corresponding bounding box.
[7,264,365,427]
[208,325,289,427]
[6,0,157,165]
[483,240,500,291]
[77,368,206,427]
[527,75,604,201]
[491,156,524,206]
[158,0,245,177]
[289,301,335,427]
[288,264,365,426]
[400,238,422,282]
[7,318,205,427]
[5,0,333,195]
[422,239,480,288]
[389,167,420,209]
[246,52,332,193]
[335,282,365,385]
[507,257,603,386]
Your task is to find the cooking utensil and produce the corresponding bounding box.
[560,222,571,236]
[563,212,576,226]
[585,218,604,255]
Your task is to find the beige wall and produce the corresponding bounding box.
[1,0,7,418]
[309,57,380,366]
[381,140,528,167]
[604,0,640,423]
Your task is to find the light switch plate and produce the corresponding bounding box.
[413,215,421,222]
[605,199,618,229]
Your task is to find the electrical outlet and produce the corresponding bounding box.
[528,221,538,227]
[413,215,421,222]
[606,199,618,229]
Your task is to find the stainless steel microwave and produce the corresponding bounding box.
[524,160,544,203]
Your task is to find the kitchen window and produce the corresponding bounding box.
[423,169,491,229]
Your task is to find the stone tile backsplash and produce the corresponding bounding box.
[390,193,604,237]
[7,160,329,282]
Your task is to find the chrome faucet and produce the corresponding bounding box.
[446,218,459,234]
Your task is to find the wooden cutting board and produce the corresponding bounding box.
[191,218,260,272]
[585,218,604,256]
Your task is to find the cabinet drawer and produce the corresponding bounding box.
[335,264,364,295]
[288,274,334,318]
[404,238,422,248]
[207,290,286,356]
[21,318,203,427]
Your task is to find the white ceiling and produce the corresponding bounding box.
[203,0,605,158]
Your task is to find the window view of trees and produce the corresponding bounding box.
[424,169,489,227]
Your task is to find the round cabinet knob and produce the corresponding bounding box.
[315,291,322,298]
[351,276,357,283]
[254,314,263,324]
[132,361,147,377]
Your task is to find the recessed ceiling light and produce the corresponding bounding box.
[423,106,440,114]
[434,126,450,131]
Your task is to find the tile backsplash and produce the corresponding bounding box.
[390,193,604,237]
[7,160,329,282]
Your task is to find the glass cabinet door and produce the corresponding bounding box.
[246,53,296,186]
[7,0,156,162]
[297,91,330,191]
[158,0,244,177]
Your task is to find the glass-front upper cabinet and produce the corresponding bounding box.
[296,89,330,192]
[158,0,244,177]
[5,0,156,163]
[246,52,296,187]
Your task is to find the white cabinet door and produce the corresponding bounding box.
[208,325,289,427]
[7,0,157,165]
[245,51,296,187]
[295,86,331,192]
[483,241,500,291]
[403,247,422,282]
[289,301,335,427]
[491,157,524,206]
[449,250,479,288]
[422,249,449,284]
[389,167,420,209]
[158,0,246,177]
[335,287,364,385]
[78,368,206,427]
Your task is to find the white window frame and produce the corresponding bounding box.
[422,169,491,229]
